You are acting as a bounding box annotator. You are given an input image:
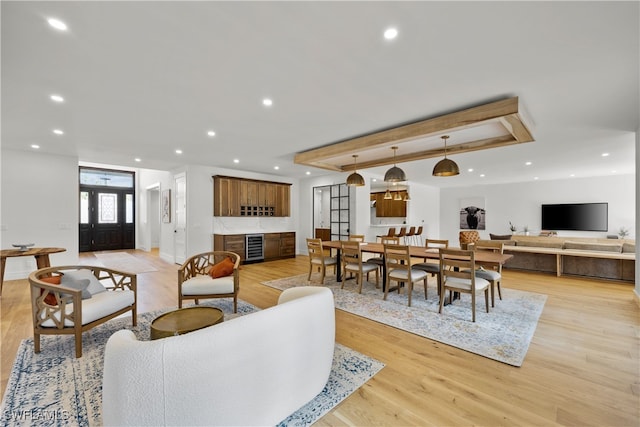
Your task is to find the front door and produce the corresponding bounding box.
[79,168,135,252]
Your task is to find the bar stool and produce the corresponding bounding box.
[414,225,424,246]
[395,227,407,244]
[376,227,396,242]
[406,226,416,245]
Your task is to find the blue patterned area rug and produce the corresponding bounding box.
[0,300,383,426]
[263,274,547,366]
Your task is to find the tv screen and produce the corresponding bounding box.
[541,203,608,232]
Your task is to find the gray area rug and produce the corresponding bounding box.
[91,251,158,273]
[1,299,384,426]
[263,274,547,366]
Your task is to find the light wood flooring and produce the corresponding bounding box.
[1,250,638,426]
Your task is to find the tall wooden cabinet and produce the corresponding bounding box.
[213,176,291,217]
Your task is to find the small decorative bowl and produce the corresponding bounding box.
[12,243,34,251]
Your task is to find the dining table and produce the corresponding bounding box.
[322,240,513,303]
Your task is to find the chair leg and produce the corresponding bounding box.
[34,332,41,354]
[307,266,312,281]
[423,278,428,299]
[438,288,446,314]
[75,326,83,358]
[233,296,238,313]
[132,306,137,327]
[384,278,390,300]
[497,280,503,300]
[490,281,496,307]
[485,289,490,313]
[407,282,413,307]
[471,292,476,322]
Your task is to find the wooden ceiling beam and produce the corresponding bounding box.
[294,96,534,172]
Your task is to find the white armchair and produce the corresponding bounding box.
[28,265,137,358]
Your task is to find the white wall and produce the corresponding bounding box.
[439,174,635,246]
[137,168,173,258]
[1,149,79,279]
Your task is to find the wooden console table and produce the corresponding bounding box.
[0,247,66,296]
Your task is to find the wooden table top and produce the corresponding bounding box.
[0,247,66,258]
[322,241,513,265]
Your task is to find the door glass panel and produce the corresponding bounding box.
[80,191,89,224]
[99,193,118,224]
[125,194,133,223]
[80,168,134,187]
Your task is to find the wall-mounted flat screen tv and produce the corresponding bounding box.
[541,202,608,232]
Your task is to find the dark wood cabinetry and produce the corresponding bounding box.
[214,232,295,263]
[213,234,246,262]
[213,176,291,217]
[373,191,407,217]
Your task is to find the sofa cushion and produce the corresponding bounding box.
[489,233,513,240]
[61,269,107,295]
[40,290,135,327]
[61,276,92,299]
[515,240,564,249]
[563,241,622,252]
[182,275,234,295]
[209,257,235,278]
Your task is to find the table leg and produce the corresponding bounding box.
[0,257,5,297]
[34,254,52,269]
[335,248,342,282]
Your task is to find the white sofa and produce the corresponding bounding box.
[102,286,335,426]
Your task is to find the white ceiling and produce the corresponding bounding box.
[2,1,638,188]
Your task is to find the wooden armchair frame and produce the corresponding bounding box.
[178,251,241,312]
[29,265,137,358]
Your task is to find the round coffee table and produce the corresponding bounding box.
[150,306,224,340]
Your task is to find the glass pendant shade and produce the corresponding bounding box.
[384,189,392,199]
[384,146,406,182]
[393,191,402,201]
[403,192,411,201]
[432,135,460,177]
[346,154,365,186]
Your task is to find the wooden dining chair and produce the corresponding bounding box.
[341,240,379,293]
[413,239,449,294]
[306,238,337,285]
[438,248,490,322]
[365,236,399,276]
[383,244,428,307]
[468,240,505,307]
[348,234,365,242]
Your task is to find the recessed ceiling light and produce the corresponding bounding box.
[263,98,273,107]
[480,174,485,178]
[31,144,40,149]
[602,153,610,157]
[53,129,64,135]
[306,171,311,175]
[525,161,532,166]
[534,176,539,180]
[384,27,398,40]
[50,94,64,103]
[175,149,183,154]
[207,130,216,137]
[233,159,239,164]
[611,170,617,174]
[274,166,279,170]
[47,18,67,31]
[468,168,474,173]
[134,158,141,162]
[569,174,575,177]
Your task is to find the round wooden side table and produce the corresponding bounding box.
[150,306,224,340]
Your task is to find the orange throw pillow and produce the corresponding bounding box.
[209,257,235,278]
[40,276,61,305]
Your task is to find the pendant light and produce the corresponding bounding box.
[346,155,365,186]
[393,191,402,201]
[384,186,393,199]
[384,146,407,182]
[432,135,460,176]
[403,191,411,201]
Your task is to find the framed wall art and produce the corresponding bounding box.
[162,189,171,223]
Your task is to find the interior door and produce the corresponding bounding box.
[173,173,187,264]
